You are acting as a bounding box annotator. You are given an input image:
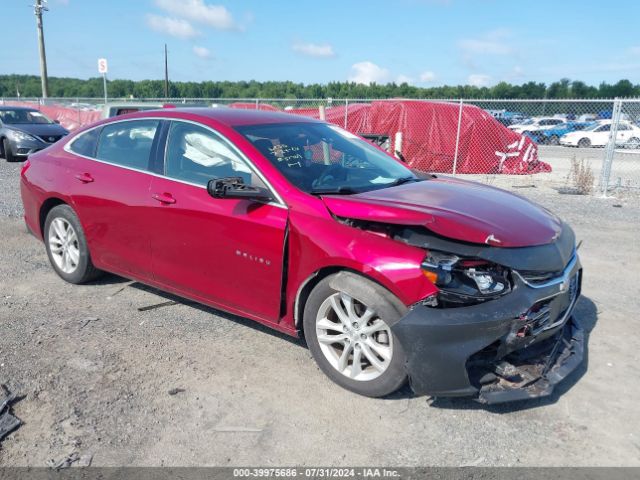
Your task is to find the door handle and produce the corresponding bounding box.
[75,173,94,183]
[152,193,176,204]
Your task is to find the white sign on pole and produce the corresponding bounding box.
[98,58,108,74]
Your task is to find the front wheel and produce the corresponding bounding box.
[303,274,408,397]
[2,138,16,162]
[44,205,102,284]
[626,137,640,149]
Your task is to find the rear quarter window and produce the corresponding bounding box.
[68,128,100,157]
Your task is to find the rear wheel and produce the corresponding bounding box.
[2,138,16,162]
[303,274,407,397]
[577,138,591,148]
[44,205,102,284]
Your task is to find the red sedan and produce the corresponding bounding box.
[20,108,584,403]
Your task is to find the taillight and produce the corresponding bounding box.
[21,159,31,175]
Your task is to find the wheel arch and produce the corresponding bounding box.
[39,197,68,237]
[294,266,409,332]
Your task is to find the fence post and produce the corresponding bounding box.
[255,98,259,110]
[344,98,349,129]
[600,98,622,196]
[452,98,464,175]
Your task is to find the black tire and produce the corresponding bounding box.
[44,204,102,284]
[577,138,591,148]
[548,135,560,146]
[303,273,408,397]
[2,138,16,162]
[627,137,640,149]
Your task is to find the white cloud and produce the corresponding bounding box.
[467,74,491,87]
[146,14,200,38]
[419,71,436,82]
[193,46,212,59]
[155,0,238,30]
[348,61,390,85]
[292,42,335,58]
[459,29,513,56]
[396,74,414,84]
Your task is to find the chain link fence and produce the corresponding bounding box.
[2,96,639,196]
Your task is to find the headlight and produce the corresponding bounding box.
[8,130,38,142]
[421,250,511,305]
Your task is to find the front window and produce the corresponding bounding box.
[235,122,418,194]
[165,121,264,188]
[0,109,54,125]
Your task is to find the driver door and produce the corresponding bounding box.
[148,120,288,323]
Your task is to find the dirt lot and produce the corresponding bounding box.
[0,157,639,467]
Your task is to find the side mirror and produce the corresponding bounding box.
[207,177,273,203]
[54,120,61,124]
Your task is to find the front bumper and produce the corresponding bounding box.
[391,255,583,403]
[6,136,56,157]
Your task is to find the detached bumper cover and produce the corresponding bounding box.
[391,255,583,403]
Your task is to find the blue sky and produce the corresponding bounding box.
[2,0,640,87]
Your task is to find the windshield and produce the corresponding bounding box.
[0,109,54,125]
[235,122,419,194]
[518,119,535,125]
[584,122,605,131]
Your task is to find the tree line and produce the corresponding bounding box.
[1,74,639,99]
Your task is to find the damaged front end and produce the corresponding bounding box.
[390,223,583,403]
[341,216,584,404]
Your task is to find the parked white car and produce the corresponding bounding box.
[559,120,640,148]
[508,117,565,134]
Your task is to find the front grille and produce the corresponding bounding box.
[523,300,552,333]
[521,273,580,335]
[519,270,562,286]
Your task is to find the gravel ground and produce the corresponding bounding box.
[0,156,639,467]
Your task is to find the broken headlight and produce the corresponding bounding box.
[421,251,511,305]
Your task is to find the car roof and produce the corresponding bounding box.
[0,106,38,111]
[104,102,165,108]
[122,107,322,127]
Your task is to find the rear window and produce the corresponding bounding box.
[68,128,100,157]
[96,120,159,170]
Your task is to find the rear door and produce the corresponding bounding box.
[148,120,288,323]
[65,119,160,278]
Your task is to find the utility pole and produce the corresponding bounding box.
[34,0,50,98]
[164,44,169,99]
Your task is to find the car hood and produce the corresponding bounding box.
[321,177,562,248]
[6,123,68,138]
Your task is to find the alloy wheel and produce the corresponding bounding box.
[48,217,80,274]
[315,292,393,381]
